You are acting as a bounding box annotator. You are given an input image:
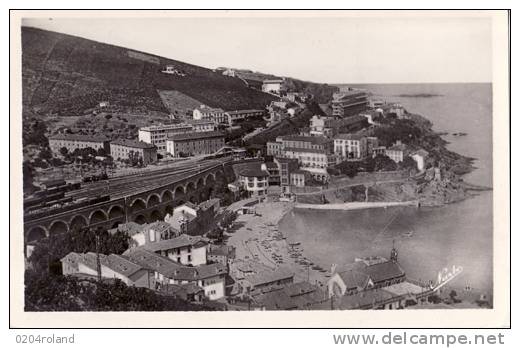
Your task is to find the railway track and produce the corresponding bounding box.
[66,160,225,200]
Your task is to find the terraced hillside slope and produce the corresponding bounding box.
[21,26,277,116]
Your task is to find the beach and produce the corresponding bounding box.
[225,200,331,286]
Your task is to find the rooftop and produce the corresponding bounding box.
[195,105,224,113]
[251,281,327,310]
[335,133,364,141]
[111,139,156,149]
[48,133,109,142]
[166,210,197,232]
[124,248,226,281]
[412,149,429,157]
[265,162,279,170]
[336,115,369,126]
[279,135,332,145]
[244,268,294,287]
[225,109,265,115]
[109,221,172,236]
[185,119,216,125]
[161,283,204,297]
[197,198,220,211]
[208,245,235,257]
[61,252,144,277]
[237,162,270,178]
[167,131,224,142]
[142,234,208,252]
[339,288,396,309]
[337,269,370,290]
[362,261,405,283]
[139,123,193,132]
[333,89,368,100]
[387,143,408,152]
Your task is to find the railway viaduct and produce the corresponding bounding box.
[24,164,229,243]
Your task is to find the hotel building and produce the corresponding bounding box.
[332,89,369,117]
[138,123,193,152]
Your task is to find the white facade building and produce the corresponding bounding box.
[237,163,270,197]
[411,149,429,171]
[192,105,225,121]
[138,123,193,152]
[334,134,365,159]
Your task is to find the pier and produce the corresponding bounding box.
[294,200,419,211]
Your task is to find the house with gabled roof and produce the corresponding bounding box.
[61,252,152,288]
[123,248,227,300]
[327,251,406,298]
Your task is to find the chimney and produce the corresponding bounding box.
[261,163,267,172]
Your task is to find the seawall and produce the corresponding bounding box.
[294,200,419,211]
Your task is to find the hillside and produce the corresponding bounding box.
[21,26,277,117]
[228,69,339,104]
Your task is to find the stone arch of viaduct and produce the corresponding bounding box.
[24,168,226,243]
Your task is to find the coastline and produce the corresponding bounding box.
[225,201,331,287]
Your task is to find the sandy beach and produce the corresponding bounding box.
[225,200,331,287]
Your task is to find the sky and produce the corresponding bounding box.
[22,16,493,84]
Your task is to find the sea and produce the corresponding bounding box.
[279,83,493,295]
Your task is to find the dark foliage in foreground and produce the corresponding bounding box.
[24,270,214,311]
[29,227,130,275]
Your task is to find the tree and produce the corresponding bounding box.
[127,150,141,167]
[327,167,341,176]
[23,161,36,194]
[39,148,53,161]
[373,155,397,172]
[336,161,359,178]
[24,269,215,312]
[59,147,69,157]
[28,226,130,275]
[449,290,460,303]
[361,157,375,173]
[400,156,418,173]
[96,147,107,157]
[23,120,49,147]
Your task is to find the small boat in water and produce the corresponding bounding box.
[403,230,414,238]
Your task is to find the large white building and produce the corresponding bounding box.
[138,123,193,152]
[334,134,379,160]
[237,163,270,197]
